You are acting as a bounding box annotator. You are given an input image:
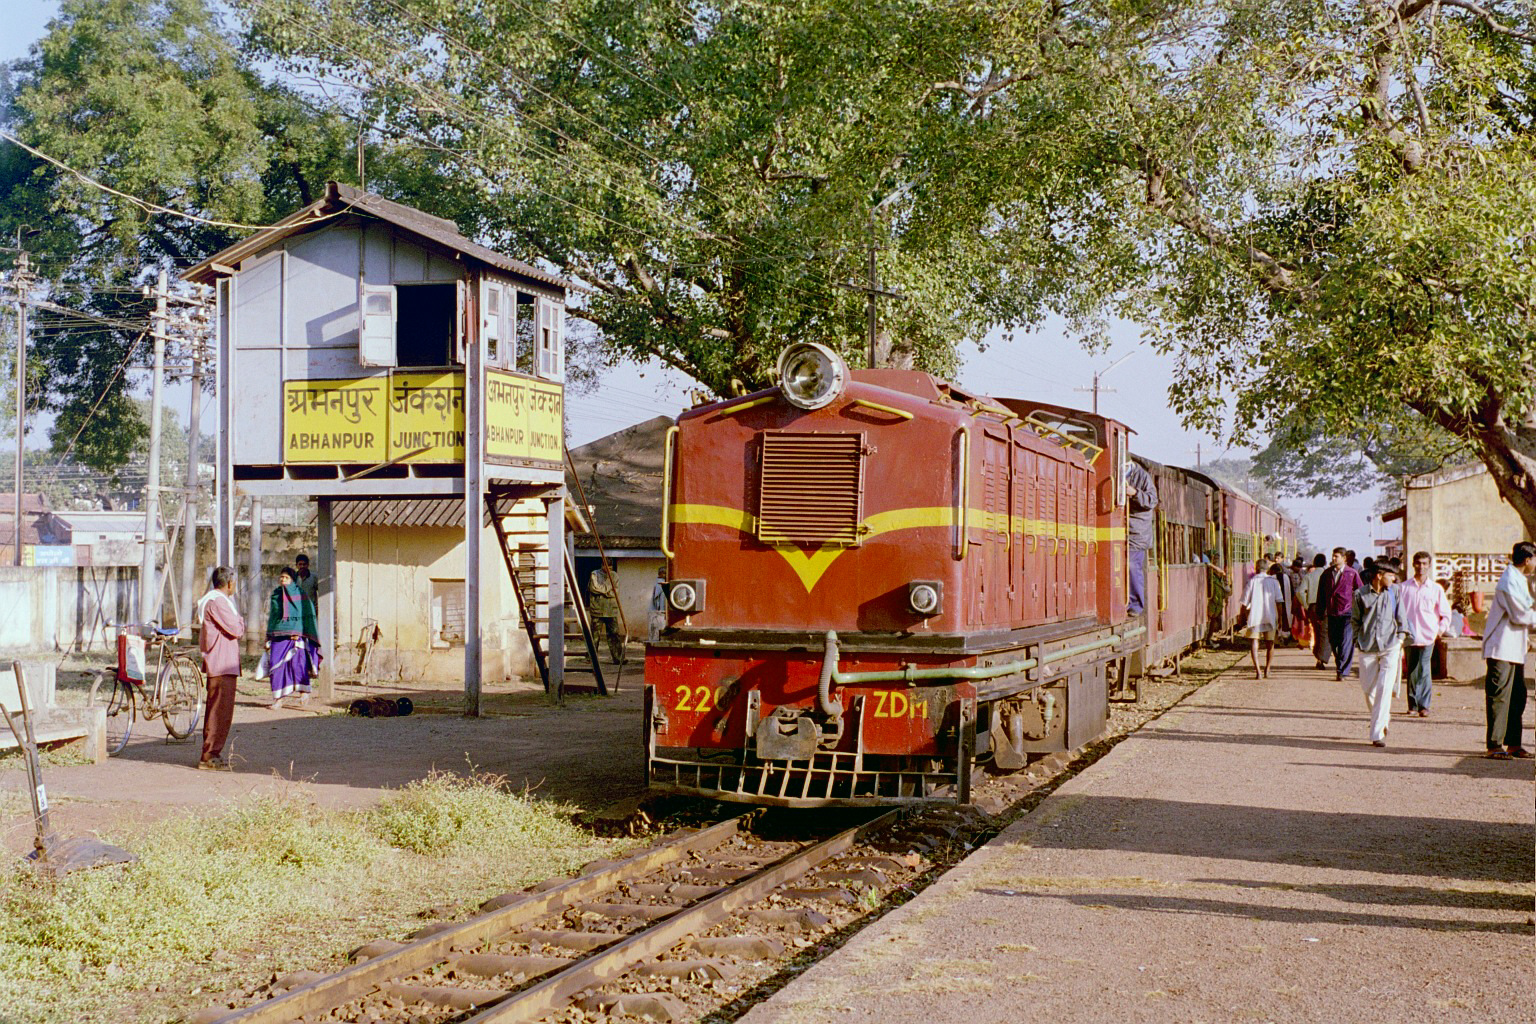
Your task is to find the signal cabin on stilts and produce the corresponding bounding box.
[185,182,597,709]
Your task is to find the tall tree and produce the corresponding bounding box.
[0,0,468,468]
[244,0,1536,540]
[1065,0,1536,536]
[242,0,1138,395]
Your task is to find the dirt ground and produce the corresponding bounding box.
[1,657,648,856]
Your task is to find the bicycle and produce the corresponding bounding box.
[91,623,205,755]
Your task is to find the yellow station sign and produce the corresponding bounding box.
[283,377,388,463]
[284,371,561,466]
[388,372,465,462]
[486,369,563,466]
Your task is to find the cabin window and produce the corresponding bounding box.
[395,283,457,367]
[359,285,397,367]
[538,299,565,380]
[483,281,503,367]
[515,291,537,374]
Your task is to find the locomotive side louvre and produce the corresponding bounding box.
[646,351,1144,806]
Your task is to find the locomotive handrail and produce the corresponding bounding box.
[1022,411,1105,462]
[954,427,970,559]
[823,625,1148,686]
[850,398,913,420]
[659,424,680,559]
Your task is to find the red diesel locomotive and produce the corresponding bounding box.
[644,342,1153,807]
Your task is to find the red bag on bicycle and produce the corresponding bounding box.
[117,633,147,685]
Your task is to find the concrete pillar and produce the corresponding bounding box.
[316,497,334,701]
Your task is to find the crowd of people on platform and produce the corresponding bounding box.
[1231,542,1533,758]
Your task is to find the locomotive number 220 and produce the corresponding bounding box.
[673,685,726,712]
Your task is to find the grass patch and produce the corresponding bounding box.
[0,771,623,1024]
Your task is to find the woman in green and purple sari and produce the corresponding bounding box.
[266,566,320,707]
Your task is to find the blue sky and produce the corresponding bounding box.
[2,1,1393,554]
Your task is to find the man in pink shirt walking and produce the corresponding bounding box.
[1398,551,1451,717]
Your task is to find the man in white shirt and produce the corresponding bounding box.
[1482,541,1536,759]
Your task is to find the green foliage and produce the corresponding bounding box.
[369,769,597,855]
[242,0,1141,395]
[0,0,465,469]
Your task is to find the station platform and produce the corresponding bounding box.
[740,647,1534,1024]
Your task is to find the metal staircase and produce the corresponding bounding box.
[486,452,625,700]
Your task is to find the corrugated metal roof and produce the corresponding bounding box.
[183,182,573,292]
[566,415,673,543]
[332,498,466,528]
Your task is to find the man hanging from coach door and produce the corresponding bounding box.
[1125,460,1158,616]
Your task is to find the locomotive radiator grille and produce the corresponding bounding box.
[757,432,865,546]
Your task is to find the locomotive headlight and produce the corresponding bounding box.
[667,579,706,613]
[908,581,943,617]
[777,342,847,410]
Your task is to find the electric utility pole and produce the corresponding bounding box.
[9,246,31,566]
[139,270,168,622]
[835,245,906,369]
[176,287,212,632]
[1189,442,1203,466]
[1075,351,1137,416]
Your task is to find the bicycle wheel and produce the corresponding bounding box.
[158,654,203,740]
[91,672,135,755]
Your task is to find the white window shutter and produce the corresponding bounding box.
[482,281,502,366]
[537,299,565,380]
[358,284,397,367]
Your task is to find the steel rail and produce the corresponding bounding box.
[206,816,746,1024]
[461,808,901,1023]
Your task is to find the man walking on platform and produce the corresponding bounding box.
[1317,546,1363,680]
[1301,553,1329,667]
[1482,541,1536,759]
[1398,551,1451,717]
[1352,558,1406,747]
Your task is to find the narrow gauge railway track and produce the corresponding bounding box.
[193,808,923,1024]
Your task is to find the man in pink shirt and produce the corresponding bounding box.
[1398,551,1451,717]
[197,566,246,770]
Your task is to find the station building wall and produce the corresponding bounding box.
[335,519,539,685]
[1404,464,1529,590]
